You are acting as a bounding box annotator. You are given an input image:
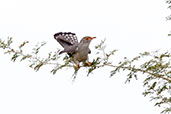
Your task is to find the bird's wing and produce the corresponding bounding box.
[54,32,79,54]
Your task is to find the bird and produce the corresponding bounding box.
[54,32,95,69]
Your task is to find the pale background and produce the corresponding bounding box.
[0,0,170,114]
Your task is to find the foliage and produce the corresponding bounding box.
[0,37,171,113]
[166,0,171,37]
[0,1,170,113]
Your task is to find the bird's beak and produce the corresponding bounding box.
[90,37,96,39]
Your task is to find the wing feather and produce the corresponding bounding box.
[54,32,79,54]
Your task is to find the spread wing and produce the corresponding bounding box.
[54,32,79,54]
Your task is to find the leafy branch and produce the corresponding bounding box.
[0,37,171,113]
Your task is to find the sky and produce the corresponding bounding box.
[0,0,170,114]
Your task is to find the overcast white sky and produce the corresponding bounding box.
[0,0,170,114]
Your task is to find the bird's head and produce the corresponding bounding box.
[80,36,96,44]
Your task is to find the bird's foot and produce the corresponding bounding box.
[87,62,91,66]
[75,64,80,70]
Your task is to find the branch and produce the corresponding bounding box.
[0,37,171,114]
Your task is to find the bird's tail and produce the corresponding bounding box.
[59,51,65,55]
[59,50,73,57]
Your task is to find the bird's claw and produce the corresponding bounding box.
[87,62,91,66]
[75,64,80,70]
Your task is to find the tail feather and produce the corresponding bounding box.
[59,51,65,55]
[59,50,73,57]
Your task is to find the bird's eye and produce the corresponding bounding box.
[85,37,89,40]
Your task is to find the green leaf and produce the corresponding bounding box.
[34,62,44,71]
[11,53,19,62]
[20,55,32,61]
[7,37,13,46]
[149,82,157,90]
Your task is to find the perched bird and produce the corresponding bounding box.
[54,32,95,69]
